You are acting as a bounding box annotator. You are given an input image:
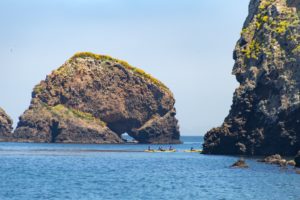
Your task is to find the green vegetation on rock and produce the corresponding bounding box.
[68,52,169,90]
[292,45,300,54]
[239,0,300,61]
[241,40,261,59]
[47,104,106,127]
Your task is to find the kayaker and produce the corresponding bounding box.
[148,146,152,151]
[169,146,173,150]
[190,147,194,151]
[158,146,164,151]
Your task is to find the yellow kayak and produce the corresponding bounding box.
[144,150,156,153]
[184,150,202,153]
[144,149,176,153]
[163,150,177,153]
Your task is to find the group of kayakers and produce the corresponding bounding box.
[148,146,175,152]
[147,146,199,152]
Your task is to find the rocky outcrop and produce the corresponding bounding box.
[204,0,300,156]
[130,108,179,143]
[13,52,180,144]
[231,158,249,168]
[259,154,287,166]
[0,108,13,141]
[259,154,297,167]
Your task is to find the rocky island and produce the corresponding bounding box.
[204,0,300,159]
[12,52,180,144]
[0,108,13,141]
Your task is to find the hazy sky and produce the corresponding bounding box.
[0,0,249,135]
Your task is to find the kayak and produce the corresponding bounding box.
[144,150,156,153]
[163,150,176,153]
[184,150,202,153]
[144,149,176,153]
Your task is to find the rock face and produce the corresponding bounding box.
[0,108,13,141]
[204,0,300,155]
[13,52,180,144]
[295,151,300,167]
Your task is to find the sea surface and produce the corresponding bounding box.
[0,136,299,200]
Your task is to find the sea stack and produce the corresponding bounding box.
[204,0,300,155]
[13,52,180,144]
[0,107,13,141]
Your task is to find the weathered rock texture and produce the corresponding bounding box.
[231,159,249,168]
[13,52,180,144]
[204,0,300,155]
[0,108,13,141]
[259,154,287,166]
[295,151,300,167]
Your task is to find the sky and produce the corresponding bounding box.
[0,0,249,136]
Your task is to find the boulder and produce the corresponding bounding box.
[287,160,296,167]
[259,154,287,167]
[231,158,249,168]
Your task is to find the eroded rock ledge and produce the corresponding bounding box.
[0,107,13,141]
[13,52,181,144]
[204,0,300,156]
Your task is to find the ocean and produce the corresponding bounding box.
[0,136,299,200]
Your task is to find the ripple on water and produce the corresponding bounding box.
[0,137,300,200]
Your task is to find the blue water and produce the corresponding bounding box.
[0,136,299,200]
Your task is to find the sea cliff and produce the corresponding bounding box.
[204,0,300,156]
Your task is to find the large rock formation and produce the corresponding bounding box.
[204,0,300,155]
[0,107,13,141]
[13,52,180,144]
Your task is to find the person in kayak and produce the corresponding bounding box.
[158,146,165,151]
[169,146,174,151]
[148,146,152,151]
[190,147,194,151]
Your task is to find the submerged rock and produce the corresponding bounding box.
[231,158,249,168]
[13,52,181,144]
[0,108,13,141]
[259,154,287,166]
[204,0,300,155]
[259,154,298,167]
